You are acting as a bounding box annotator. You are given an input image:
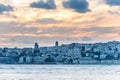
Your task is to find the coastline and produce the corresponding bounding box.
[1,60,120,65]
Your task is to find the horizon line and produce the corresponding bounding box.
[0,40,119,48]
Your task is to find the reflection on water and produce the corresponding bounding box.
[0,65,120,80]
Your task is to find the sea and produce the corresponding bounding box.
[0,64,120,80]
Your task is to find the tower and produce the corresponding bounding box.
[34,42,39,49]
[55,41,59,47]
[34,42,39,53]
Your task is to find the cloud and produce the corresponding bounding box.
[0,4,13,13]
[81,36,92,41]
[37,18,59,24]
[10,36,64,46]
[82,27,120,34]
[30,0,56,9]
[108,11,120,15]
[0,22,39,34]
[62,0,90,13]
[40,27,80,34]
[105,0,120,6]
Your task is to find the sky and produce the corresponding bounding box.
[0,0,120,48]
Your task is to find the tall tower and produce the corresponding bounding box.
[55,41,59,47]
[34,42,39,53]
[34,42,39,49]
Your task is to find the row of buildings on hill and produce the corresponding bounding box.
[0,41,120,64]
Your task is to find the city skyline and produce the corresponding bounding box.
[0,0,120,47]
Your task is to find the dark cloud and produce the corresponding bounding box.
[105,0,120,6]
[37,18,59,24]
[82,27,120,34]
[0,4,13,13]
[81,36,92,41]
[30,0,56,9]
[62,0,90,13]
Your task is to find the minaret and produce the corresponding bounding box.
[34,42,39,49]
[55,41,59,47]
[34,42,39,53]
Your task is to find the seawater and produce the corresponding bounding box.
[0,64,120,80]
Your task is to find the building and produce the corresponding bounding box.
[34,42,40,54]
[18,56,33,64]
[55,41,59,47]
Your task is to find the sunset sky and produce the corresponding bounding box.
[0,0,120,47]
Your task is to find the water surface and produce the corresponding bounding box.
[0,64,120,80]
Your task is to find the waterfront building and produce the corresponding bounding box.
[19,56,33,64]
[34,56,46,64]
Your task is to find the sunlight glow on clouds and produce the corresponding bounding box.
[0,0,120,47]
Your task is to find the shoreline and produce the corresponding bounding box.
[1,60,120,65]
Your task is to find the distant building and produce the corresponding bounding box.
[55,41,59,47]
[0,41,120,64]
[19,56,33,64]
[34,42,39,49]
[34,42,40,54]
[0,57,14,64]
[34,56,46,64]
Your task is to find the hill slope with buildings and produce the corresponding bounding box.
[0,41,120,64]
